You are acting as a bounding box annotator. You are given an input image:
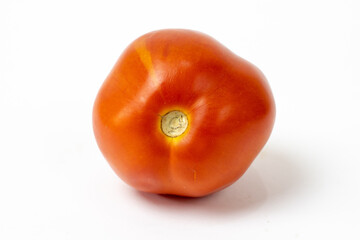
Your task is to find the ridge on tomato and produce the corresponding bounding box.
[93,29,275,197]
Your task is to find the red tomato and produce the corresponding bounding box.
[93,29,275,197]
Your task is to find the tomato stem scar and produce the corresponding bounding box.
[161,110,188,138]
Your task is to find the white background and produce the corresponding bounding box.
[1,0,359,239]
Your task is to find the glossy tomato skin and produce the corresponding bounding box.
[93,29,275,197]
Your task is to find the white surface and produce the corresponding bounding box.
[1,0,360,239]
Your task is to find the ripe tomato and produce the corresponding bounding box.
[93,29,275,197]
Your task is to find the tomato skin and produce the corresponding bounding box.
[93,29,275,197]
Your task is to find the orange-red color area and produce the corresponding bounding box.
[93,29,275,197]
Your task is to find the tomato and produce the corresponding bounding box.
[93,29,275,197]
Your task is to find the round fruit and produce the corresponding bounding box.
[93,29,275,197]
